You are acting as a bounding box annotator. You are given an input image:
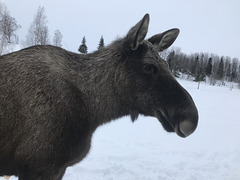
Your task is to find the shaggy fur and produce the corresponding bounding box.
[0,14,198,180]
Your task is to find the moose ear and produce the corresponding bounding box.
[125,14,150,50]
[148,28,180,52]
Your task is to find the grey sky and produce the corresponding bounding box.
[2,0,240,59]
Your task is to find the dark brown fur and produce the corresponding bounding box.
[0,14,198,179]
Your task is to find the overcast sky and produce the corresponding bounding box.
[1,0,240,59]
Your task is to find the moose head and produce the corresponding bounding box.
[116,14,198,137]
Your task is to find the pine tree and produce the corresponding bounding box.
[225,63,231,81]
[231,58,238,82]
[97,36,104,50]
[205,57,213,76]
[191,55,199,77]
[216,57,224,80]
[193,55,205,89]
[78,36,88,54]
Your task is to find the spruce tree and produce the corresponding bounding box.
[226,63,231,81]
[216,57,224,80]
[98,36,105,50]
[78,36,88,54]
[231,59,238,82]
[206,57,213,76]
[193,55,205,89]
[191,55,199,77]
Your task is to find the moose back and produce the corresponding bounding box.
[0,14,198,180]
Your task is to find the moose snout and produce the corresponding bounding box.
[172,86,199,138]
[175,120,198,138]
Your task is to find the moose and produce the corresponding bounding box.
[0,14,198,179]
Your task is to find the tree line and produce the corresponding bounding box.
[78,35,104,54]
[0,3,104,55]
[160,47,240,89]
[0,3,63,54]
[1,2,239,89]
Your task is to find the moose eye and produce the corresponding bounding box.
[143,64,157,75]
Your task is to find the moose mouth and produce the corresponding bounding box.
[156,110,186,138]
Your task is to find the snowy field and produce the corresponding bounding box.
[3,79,240,180]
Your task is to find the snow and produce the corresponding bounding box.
[2,79,240,180]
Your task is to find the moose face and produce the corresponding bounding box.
[123,14,198,137]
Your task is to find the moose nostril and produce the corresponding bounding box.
[178,120,197,137]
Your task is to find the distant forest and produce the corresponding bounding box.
[1,2,239,89]
[159,47,240,89]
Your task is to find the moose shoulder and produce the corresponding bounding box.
[0,14,198,180]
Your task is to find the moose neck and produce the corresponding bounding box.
[74,44,132,129]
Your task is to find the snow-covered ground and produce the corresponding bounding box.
[3,79,240,180]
